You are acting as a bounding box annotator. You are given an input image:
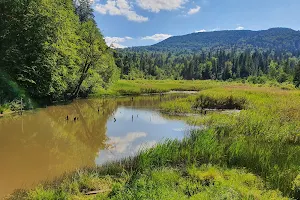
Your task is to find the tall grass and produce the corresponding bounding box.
[8,81,300,199]
[93,80,225,96]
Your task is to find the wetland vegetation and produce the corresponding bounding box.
[4,80,300,200]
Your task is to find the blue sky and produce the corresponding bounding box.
[92,0,300,48]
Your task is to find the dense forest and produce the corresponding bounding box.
[115,29,300,86]
[115,49,300,84]
[0,0,119,107]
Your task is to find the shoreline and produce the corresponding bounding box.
[0,90,199,117]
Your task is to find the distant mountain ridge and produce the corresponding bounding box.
[128,28,300,52]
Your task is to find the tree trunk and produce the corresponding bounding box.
[71,62,92,99]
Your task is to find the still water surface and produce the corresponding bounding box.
[0,94,196,198]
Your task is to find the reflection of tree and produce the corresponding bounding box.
[72,102,92,138]
[0,99,119,197]
[70,99,117,151]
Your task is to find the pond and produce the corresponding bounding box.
[0,94,198,198]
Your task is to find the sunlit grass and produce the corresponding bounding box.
[93,79,225,96]
[8,80,300,199]
[10,164,287,200]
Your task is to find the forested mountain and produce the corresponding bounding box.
[0,0,119,106]
[115,28,300,84]
[130,28,300,52]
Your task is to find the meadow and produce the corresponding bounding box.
[161,84,300,197]
[93,79,295,97]
[93,80,226,96]
[8,80,300,200]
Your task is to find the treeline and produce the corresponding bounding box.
[115,49,300,85]
[0,0,119,106]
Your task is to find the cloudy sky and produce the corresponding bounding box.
[91,0,300,48]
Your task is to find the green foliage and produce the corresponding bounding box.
[115,48,299,85]
[194,93,247,110]
[111,166,283,200]
[14,166,286,200]
[160,84,300,197]
[0,0,118,105]
[247,76,268,84]
[160,97,195,114]
[126,67,145,80]
[294,63,300,87]
[27,186,68,200]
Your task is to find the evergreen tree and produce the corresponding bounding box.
[294,63,300,87]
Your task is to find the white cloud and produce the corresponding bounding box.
[137,0,187,13]
[108,132,147,153]
[104,36,132,48]
[111,43,127,48]
[188,5,200,15]
[236,26,245,30]
[95,0,148,22]
[195,29,206,33]
[142,33,172,41]
[105,37,126,44]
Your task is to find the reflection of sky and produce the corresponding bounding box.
[108,132,147,153]
[95,107,196,165]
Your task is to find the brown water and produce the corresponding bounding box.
[0,94,196,198]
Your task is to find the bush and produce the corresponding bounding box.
[247,76,268,84]
[194,94,247,110]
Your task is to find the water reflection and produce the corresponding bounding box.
[98,107,192,165]
[0,94,194,198]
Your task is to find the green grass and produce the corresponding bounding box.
[110,166,286,200]
[9,164,287,200]
[93,79,296,97]
[8,80,300,199]
[162,84,300,197]
[92,80,225,96]
[0,103,12,114]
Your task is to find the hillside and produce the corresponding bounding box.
[129,28,300,52]
[115,28,300,82]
